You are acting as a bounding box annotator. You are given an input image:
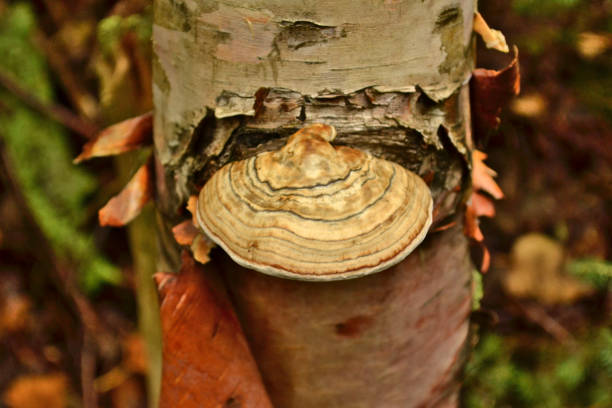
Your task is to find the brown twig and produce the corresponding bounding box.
[33,30,100,120]
[81,332,98,408]
[0,69,98,138]
[513,300,575,345]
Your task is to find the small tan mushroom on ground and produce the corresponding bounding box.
[503,233,594,304]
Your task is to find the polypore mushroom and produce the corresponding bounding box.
[196,124,433,281]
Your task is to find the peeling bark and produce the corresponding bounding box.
[154,0,473,151]
[153,0,475,213]
[156,85,471,219]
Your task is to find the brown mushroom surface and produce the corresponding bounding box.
[197,124,433,280]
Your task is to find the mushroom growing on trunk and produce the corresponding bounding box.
[197,124,433,281]
[196,124,471,407]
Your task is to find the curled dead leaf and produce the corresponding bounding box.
[471,47,520,139]
[471,192,496,218]
[480,244,491,273]
[99,159,152,227]
[110,377,145,408]
[172,218,215,264]
[464,202,484,243]
[0,294,31,332]
[432,220,457,233]
[186,195,198,225]
[122,332,148,375]
[191,233,214,265]
[155,252,272,408]
[74,112,152,163]
[465,151,503,272]
[472,150,503,200]
[171,220,199,246]
[3,373,68,408]
[473,12,509,53]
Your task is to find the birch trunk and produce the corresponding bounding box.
[153,1,476,406]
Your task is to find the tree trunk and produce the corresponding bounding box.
[153,1,475,407]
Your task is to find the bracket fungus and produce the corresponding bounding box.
[196,124,433,281]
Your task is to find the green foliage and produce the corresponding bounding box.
[0,3,120,293]
[571,58,612,120]
[513,0,583,16]
[463,328,612,407]
[94,11,152,122]
[472,269,484,310]
[97,13,152,58]
[568,258,612,290]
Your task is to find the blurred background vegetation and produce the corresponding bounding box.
[0,0,609,407]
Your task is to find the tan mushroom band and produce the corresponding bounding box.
[197,124,433,281]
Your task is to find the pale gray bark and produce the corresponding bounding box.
[153,0,475,213]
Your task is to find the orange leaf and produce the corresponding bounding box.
[155,252,273,408]
[464,202,484,242]
[480,244,491,273]
[471,192,496,218]
[470,47,520,138]
[99,161,152,227]
[186,195,198,225]
[74,112,152,163]
[122,333,148,375]
[465,153,501,272]
[191,233,214,265]
[432,220,457,232]
[472,150,503,200]
[171,220,199,246]
[3,373,67,408]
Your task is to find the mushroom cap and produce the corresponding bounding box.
[197,124,433,281]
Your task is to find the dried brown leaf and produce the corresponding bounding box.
[471,192,496,218]
[186,195,198,224]
[465,152,503,270]
[471,47,520,138]
[155,252,272,408]
[0,294,31,332]
[3,373,67,408]
[123,333,148,375]
[464,202,484,243]
[171,220,199,246]
[99,160,152,227]
[473,12,509,53]
[191,233,214,265]
[110,377,145,408]
[74,112,152,163]
[472,150,504,200]
[432,220,457,232]
[481,244,491,273]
